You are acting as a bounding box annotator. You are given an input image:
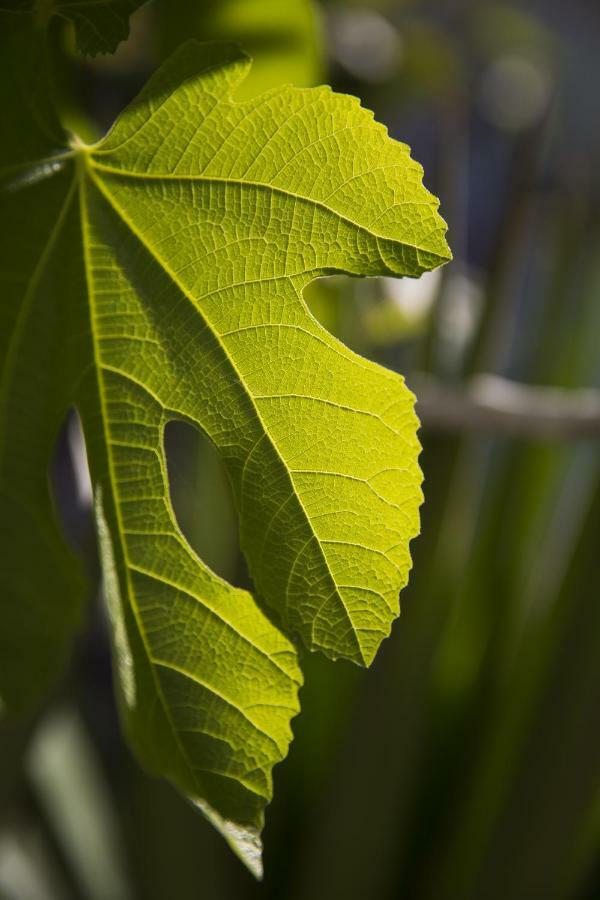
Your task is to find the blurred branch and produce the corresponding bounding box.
[413,374,600,440]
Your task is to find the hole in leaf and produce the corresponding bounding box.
[164,421,248,588]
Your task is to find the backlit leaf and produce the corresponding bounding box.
[1,37,450,873]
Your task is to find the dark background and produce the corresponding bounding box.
[1,1,599,898]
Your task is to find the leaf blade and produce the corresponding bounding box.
[85,40,448,664]
[1,37,450,872]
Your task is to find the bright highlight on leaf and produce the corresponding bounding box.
[0,32,450,876]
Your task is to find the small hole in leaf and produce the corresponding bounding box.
[164,421,248,588]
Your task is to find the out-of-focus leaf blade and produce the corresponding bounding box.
[0,16,83,714]
[158,0,322,96]
[0,0,146,55]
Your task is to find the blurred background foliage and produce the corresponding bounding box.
[2,0,600,898]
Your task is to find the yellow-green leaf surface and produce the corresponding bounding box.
[1,36,449,874]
